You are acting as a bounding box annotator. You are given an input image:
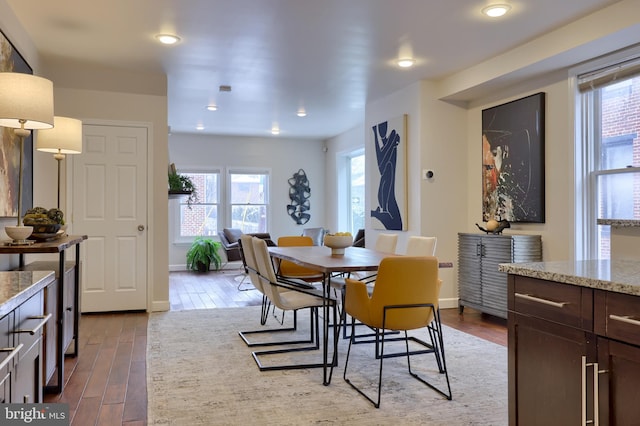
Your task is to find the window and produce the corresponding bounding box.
[349,152,365,235]
[229,171,269,233]
[576,55,640,259]
[179,171,220,238]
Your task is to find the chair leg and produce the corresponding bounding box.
[343,316,384,408]
[251,307,334,371]
[239,308,314,347]
[343,307,452,408]
[405,310,452,400]
[236,272,255,291]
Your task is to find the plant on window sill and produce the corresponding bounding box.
[186,236,222,272]
[168,163,198,207]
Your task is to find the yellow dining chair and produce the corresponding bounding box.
[331,232,398,339]
[276,235,324,284]
[342,256,452,408]
[250,237,338,371]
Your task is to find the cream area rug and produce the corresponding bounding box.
[147,307,507,425]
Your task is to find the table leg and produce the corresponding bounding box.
[72,243,80,357]
[45,250,66,394]
[323,272,330,385]
[323,273,340,386]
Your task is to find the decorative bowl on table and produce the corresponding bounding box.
[23,207,66,241]
[324,233,353,256]
[30,223,61,234]
[5,225,34,243]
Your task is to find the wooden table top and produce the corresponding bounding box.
[269,245,454,274]
[269,245,389,274]
[0,234,88,254]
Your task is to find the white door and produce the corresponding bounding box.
[73,123,148,312]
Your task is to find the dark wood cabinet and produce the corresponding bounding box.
[13,291,46,403]
[0,280,51,404]
[0,312,12,403]
[508,275,640,425]
[19,261,77,388]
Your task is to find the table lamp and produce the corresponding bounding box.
[0,72,54,242]
[36,116,83,209]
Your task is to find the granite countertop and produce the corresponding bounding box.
[0,271,55,317]
[597,219,640,227]
[498,259,640,297]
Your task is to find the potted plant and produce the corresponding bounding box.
[186,236,222,272]
[168,163,198,207]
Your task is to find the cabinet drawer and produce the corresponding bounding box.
[14,292,44,361]
[509,276,592,330]
[0,314,12,376]
[595,290,640,347]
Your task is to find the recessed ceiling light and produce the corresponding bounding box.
[196,124,205,131]
[271,126,280,135]
[397,58,416,68]
[206,104,218,111]
[482,4,511,18]
[155,34,181,45]
[297,108,307,117]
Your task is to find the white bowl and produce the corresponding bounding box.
[5,225,34,242]
[324,234,353,255]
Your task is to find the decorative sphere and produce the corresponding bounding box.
[486,219,499,232]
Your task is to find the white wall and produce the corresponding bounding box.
[324,124,365,234]
[167,132,326,268]
[0,1,40,270]
[465,79,574,262]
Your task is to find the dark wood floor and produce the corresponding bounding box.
[44,265,506,425]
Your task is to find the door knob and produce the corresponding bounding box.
[138,225,145,231]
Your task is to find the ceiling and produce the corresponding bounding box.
[6,0,621,139]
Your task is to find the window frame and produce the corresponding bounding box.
[573,47,640,260]
[348,150,365,235]
[172,168,222,244]
[226,168,271,234]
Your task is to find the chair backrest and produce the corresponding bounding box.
[405,236,437,256]
[251,237,286,308]
[239,234,264,293]
[278,235,314,247]
[352,229,365,247]
[370,256,441,330]
[276,236,322,279]
[301,227,326,246]
[374,233,398,254]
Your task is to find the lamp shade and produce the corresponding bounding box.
[37,116,83,154]
[0,72,54,130]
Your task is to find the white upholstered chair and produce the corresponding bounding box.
[405,236,437,256]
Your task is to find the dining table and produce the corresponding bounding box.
[268,245,453,385]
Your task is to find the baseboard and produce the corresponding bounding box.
[438,297,459,310]
[169,264,187,272]
[151,300,170,312]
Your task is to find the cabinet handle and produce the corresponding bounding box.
[0,343,24,371]
[581,356,600,425]
[12,313,53,336]
[609,314,640,327]
[514,293,568,308]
